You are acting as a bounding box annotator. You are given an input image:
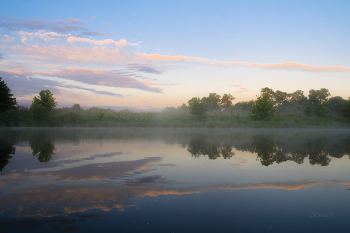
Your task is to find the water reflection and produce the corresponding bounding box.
[28,132,56,163]
[188,137,234,159]
[0,140,15,172]
[187,132,350,166]
[0,128,349,232]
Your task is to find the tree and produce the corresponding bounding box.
[260,87,275,101]
[326,96,345,114]
[31,90,57,112]
[340,98,350,120]
[313,104,330,117]
[308,88,330,106]
[250,94,277,120]
[290,90,307,105]
[0,77,17,113]
[71,103,83,113]
[273,90,289,104]
[188,97,208,118]
[204,93,221,111]
[220,94,235,110]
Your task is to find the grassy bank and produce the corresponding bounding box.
[1,110,349,128]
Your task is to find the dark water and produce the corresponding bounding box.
[0,128,349,233]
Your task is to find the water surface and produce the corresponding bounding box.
[0,128,349,232]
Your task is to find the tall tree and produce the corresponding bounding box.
[273,90,289,104]
[308,88,330,105]
[220,94,235,110]
[204,93,221,111]
[188,97,208,118]
[0,77,17,113]
[30,90,57,121]
[31,90,57,111]
[290,90,307,105]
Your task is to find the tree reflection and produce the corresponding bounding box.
[252,136,276,166]
[188,138,234,160]
[0,140,15,172]
[29,132,56,163]
[186,133,347,166]
[303,139,331,166]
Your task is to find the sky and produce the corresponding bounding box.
[0,0,349,110]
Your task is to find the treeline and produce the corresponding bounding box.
[163,88,350,119]
[1,76,350,127]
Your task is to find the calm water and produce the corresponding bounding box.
[0,128,349,233]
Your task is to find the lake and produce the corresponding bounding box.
[0,128,349,233]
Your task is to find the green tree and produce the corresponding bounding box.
[290,90,307,105]
[250,94,277,120]
[340,99,350,120]
[31,90,57,111]
[220,93,235,110]
[326,96,345,114]
[302,103,313,116]
[308,88,330,106]
[30,90,57,120]
[0,77,17,113]
[204,93,221,111]
[313,104,330,117]
[177,103,189,114]
[273,90,289,104]
[260,87,275,101]
[71,103,83,113]
[188,97,208,118]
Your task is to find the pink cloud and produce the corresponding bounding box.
[0,67,164,93]
[215,61,350,72]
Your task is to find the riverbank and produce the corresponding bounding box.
[1,111,349,128]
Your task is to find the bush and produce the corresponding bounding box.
[340,101,350,120]
[314,104,330,117]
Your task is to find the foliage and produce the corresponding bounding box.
[204,93,221,111]
[290,90,307,105]
[302,103,313,116]
[31,90,57,112]
[177,103,190,114]
[30,102,49,121]
[313,104,330,117]
[0,77,17,113]
[273,90,289,104]
[220,94,235,109]
[250,94,277,120]
[340,99,350,120]
[308,88,330,106]
[30,90,57,121]
[326,96,346,114]
[71,103,83,113]
[188,97,208,118]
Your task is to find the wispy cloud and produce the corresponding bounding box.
[56,18,88,24]
[0,67,164,94]
[230,82,248,93]
[214,61,350,72]
[0,17,99,34]
[127,63,163,74]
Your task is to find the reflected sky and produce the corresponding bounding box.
[0,128,349,232]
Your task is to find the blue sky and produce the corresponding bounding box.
[0,0,349,109]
